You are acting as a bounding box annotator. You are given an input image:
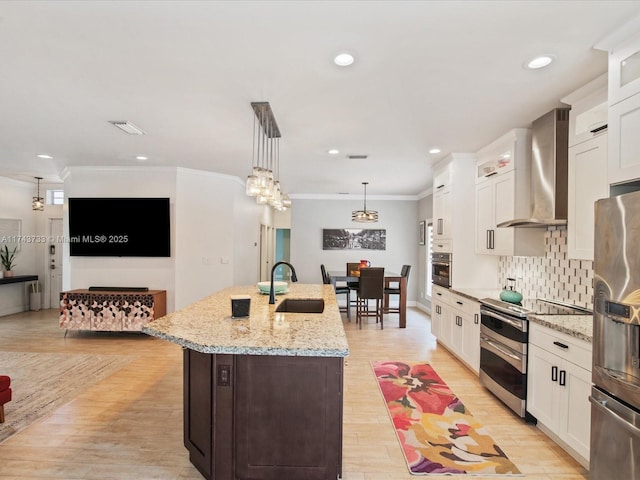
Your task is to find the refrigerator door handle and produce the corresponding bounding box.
[589,395,640,437]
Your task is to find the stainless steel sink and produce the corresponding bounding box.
[275,299,325,313]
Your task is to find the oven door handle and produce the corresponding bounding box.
[432,261,450,267]
[480,335,522,362]
[481,309,525,331]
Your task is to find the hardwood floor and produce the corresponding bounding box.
[0,307,588,479]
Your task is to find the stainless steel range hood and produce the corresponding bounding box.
[497,108,570,228]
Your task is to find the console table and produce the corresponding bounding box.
[0,275,39,315]
[59,289,167,332]
[0,275,38,286]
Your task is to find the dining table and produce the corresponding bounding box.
[327,270,408,328]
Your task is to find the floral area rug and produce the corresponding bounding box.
[372,360,522,476]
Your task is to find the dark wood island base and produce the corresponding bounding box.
[184,349,344,480]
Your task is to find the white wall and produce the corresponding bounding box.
[290,197,419,303]
[61,166,267,313]
[416,192,433,310]
[0,177,63,315]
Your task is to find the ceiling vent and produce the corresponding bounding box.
[347,154,368,160]
[109,121,146,135]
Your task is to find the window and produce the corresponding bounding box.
[47,190,64,205]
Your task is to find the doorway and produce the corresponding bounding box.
[274,229,290,280]
[259,224,274,282]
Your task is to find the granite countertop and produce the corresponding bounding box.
[527,314,593,343]
[142,283,349,357]
[450,287,502,302]
[447,287,593,342]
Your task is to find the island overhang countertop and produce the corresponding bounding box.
[142,283,349,357]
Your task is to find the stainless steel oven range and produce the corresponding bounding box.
[479,298,591,419]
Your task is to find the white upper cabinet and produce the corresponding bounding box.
[604,31,640,185]
[608,31,640,107]
[432,159,454,251]
[562,75,609,260]
[474,129,544,256]
[568,133,608,260]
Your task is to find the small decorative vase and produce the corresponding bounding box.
[3,270,13,278]
[358,259,371,270]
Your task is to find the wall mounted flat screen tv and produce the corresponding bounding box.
[68,198,171,257]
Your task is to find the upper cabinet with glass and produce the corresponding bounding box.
[608,31,640,106]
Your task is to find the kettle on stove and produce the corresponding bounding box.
[500,277,523,304]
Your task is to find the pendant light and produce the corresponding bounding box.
[32,177,44,211]
[352,182,378,222]
[245,102,290,211]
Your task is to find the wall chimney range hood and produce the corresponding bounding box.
[497,108,570,228]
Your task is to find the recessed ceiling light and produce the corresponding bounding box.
[429,148,441,154]
[334,52,355,67]
[135,155,148,161]
[36,154,53,159]
[524,55,555,70]
[328,149,340,155]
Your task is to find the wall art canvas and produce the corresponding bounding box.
[322,228,386,251]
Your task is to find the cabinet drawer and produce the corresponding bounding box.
[450,294,479,316]
[432,239,451,253]
[432,285,451,305]
[529,323,592,369]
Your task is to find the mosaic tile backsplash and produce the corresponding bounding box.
[498,226,594,310]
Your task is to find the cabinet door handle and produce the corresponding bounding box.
[486,230,491,250]
[559,370,566,386]
[474,313,479,324]
[436,184,445,189]
[437,218,443,235]
[456,301,463,306]
[490,229,495,249]
[553,341,569,350]
[551,365,558,382]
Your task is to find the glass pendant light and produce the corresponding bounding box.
[32,176,45,211]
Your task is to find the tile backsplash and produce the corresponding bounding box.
[498,226,593,310]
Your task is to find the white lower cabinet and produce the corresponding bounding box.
[431,286,480,375]
[527,323,592,467]
[430,285,451,345]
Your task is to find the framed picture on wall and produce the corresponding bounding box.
[418,220,426,245]
[322,228,386,250]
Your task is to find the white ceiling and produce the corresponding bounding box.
[1,1,639,196]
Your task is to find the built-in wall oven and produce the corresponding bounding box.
[479,298,591,419]
[431,252,451,288]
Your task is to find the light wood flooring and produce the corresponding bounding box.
[0,307,588,479]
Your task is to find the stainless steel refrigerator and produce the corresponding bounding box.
[591,191,640,480]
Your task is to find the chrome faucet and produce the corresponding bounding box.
[269,261,298,304]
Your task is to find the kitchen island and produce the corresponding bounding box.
[143,283,349,480]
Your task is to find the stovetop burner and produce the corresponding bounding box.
[480,297,592,318]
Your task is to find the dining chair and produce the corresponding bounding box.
[384,265,411,316]
[356,267,385,329]
[321,264,351,321]
[346,262,360,308]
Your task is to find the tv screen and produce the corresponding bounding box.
[68,198,170,257]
